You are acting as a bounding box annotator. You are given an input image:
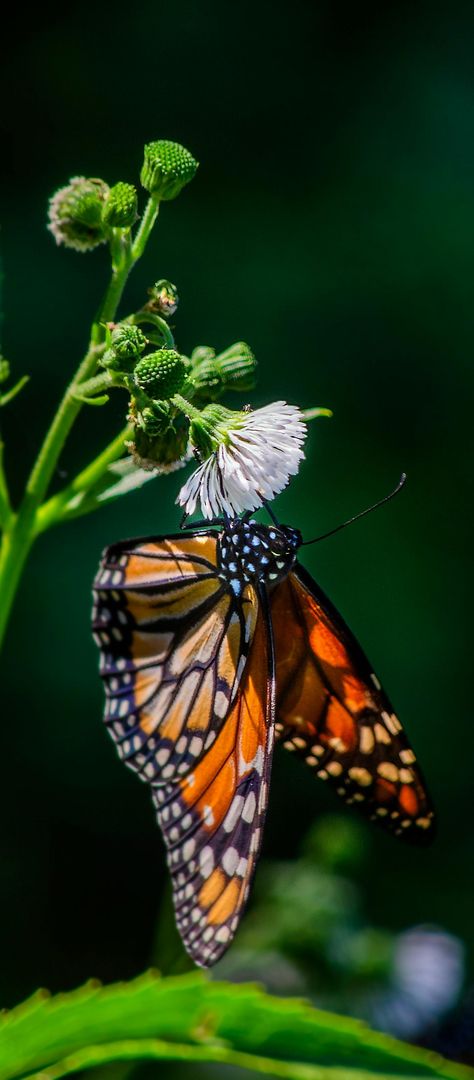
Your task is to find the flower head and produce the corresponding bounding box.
[177,401,306,519]
[140,140,198,200]
[47,176,110,251]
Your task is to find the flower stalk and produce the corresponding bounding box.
[0,136,331,658]
[0,185,168,652]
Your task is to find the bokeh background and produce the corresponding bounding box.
[1,0,473,1061]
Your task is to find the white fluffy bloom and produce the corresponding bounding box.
[177,402,306,519]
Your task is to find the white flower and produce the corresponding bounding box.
[177,401,306,519]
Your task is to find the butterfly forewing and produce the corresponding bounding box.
[92,534,257,784]
[152,595,274,967]
[271,564,435,841]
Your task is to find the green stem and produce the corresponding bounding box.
[131,197,160,261]
[0,499,36,651]
[0,438,12,529]
[73,371,114,401]
[0,196,161,655]
[171,393,203,422]
[131,311,175,349]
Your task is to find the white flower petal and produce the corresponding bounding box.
[177,401,306,520]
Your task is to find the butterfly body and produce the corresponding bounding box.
[92,517,435,967]
[216,518,302,595]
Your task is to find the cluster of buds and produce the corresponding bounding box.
[118,347,191,472]
[48,177,139,252]
[98,322,260,475]
[46,138,315,518]
[48,141,197,255]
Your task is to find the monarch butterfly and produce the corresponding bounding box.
[92,483,435,968]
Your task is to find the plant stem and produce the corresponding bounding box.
[0,438,12,528]
[131,197,160,261]
[0,196,161,655]
[0,497,36,651]
[131,311,175,349]
[171,394,203,422]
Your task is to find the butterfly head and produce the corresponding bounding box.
[217,518,302,597]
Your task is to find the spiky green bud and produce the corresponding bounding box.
[102,182,138,228]
[100,325,147,372]
[146,279,179,317]
[111,324,147,360]
[214,342,257,391]
[134,349,187,399]
[127,400,189,472]
[140,140,198,200]
[48,177,110,251]
[189,342,257,401]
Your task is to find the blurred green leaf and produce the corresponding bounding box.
[37,456,157,532]
[59,457,156,520]
[0,970,472,1080]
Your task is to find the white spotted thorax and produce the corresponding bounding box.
[217,519,302,596]
[177,402,306,519]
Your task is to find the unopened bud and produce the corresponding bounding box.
[102,182,138,228]
[127,402,190,472]
[140,140,198,200]
[190,341,257,400]
[146,279,179,317]
[111,324,147,359]
[100,325,147,372]
[134,349,187,399]
[48,177,110,251]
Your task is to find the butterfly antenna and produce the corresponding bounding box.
[302,474,407,546]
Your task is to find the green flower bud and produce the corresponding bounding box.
[48,177,110,251]
[146,279,179,317]
[134,349,187,399]
[111,324,147,360]
[140,140,198,200]
[102,182,138,228]
[127,401,189,472]
[189,342,257,401]
[214,342,257,392]
[136,399,171,437]
[100,325,147,373]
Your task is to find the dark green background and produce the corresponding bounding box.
[1,0,472,1008]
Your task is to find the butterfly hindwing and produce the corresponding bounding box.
[92,533,257,784]
[152,592,274,967]
[271,564,435,841]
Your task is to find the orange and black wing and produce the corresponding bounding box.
[92,533,257,784]
[152,592,274,967]
[271,563,435,841]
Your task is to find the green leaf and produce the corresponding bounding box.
[56,457,156,522]
[0,971,470,1080]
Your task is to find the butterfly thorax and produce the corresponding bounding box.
[217,519,302,597]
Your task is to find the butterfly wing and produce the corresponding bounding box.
[152,589,274,967]
[92,533,257,784]
[271,563,435,841]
